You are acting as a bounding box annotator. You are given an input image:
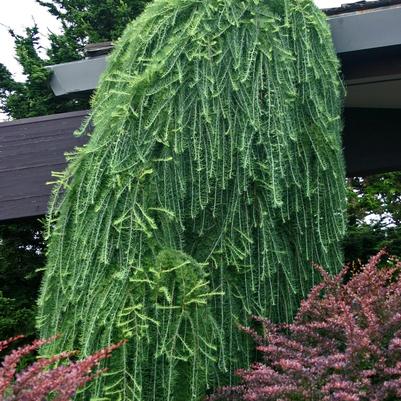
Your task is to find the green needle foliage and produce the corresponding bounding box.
[38,0,347,399]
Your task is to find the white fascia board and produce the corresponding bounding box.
[46,56,107,96]
[47,5,401,96]
[330,4,401,53]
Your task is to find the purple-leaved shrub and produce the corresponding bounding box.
[0,335,124,400]
[211,251,401,401]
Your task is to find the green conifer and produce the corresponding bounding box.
[38,0,346,399]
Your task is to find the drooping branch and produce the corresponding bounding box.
[38,0,346,399]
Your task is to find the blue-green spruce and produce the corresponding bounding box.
[38,0,346,399]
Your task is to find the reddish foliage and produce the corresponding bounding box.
[0,335,125,401]
[211,251,401,401]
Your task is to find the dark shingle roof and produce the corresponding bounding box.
[325,0,401,15]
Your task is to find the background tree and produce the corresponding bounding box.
[345,172,401,264]
[0,0,153,119]
[0,220,44,340]
[0,0,151,340]
[38,0,151,45]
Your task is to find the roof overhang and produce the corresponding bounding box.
[46,1,401,110]
[329,1,401,53]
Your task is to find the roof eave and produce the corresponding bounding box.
[46,3,401,96]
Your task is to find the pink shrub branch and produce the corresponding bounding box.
[0,336,125,401]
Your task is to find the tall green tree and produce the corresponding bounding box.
[37,0,346,399]
[0,25,88,120]
[0,0,151,120]
[38,0,151,45]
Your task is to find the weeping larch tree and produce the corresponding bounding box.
[38,0,346,399]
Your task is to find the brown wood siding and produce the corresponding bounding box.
[1,108,401,222]
[0,111,88,221]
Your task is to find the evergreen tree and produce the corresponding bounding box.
[38,0,346,399]
[0,0,151,119]
[0,220,44,340]
[0,25,88,120]
[38,0,152,45]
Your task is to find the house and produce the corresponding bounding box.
[1,0,401,221]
